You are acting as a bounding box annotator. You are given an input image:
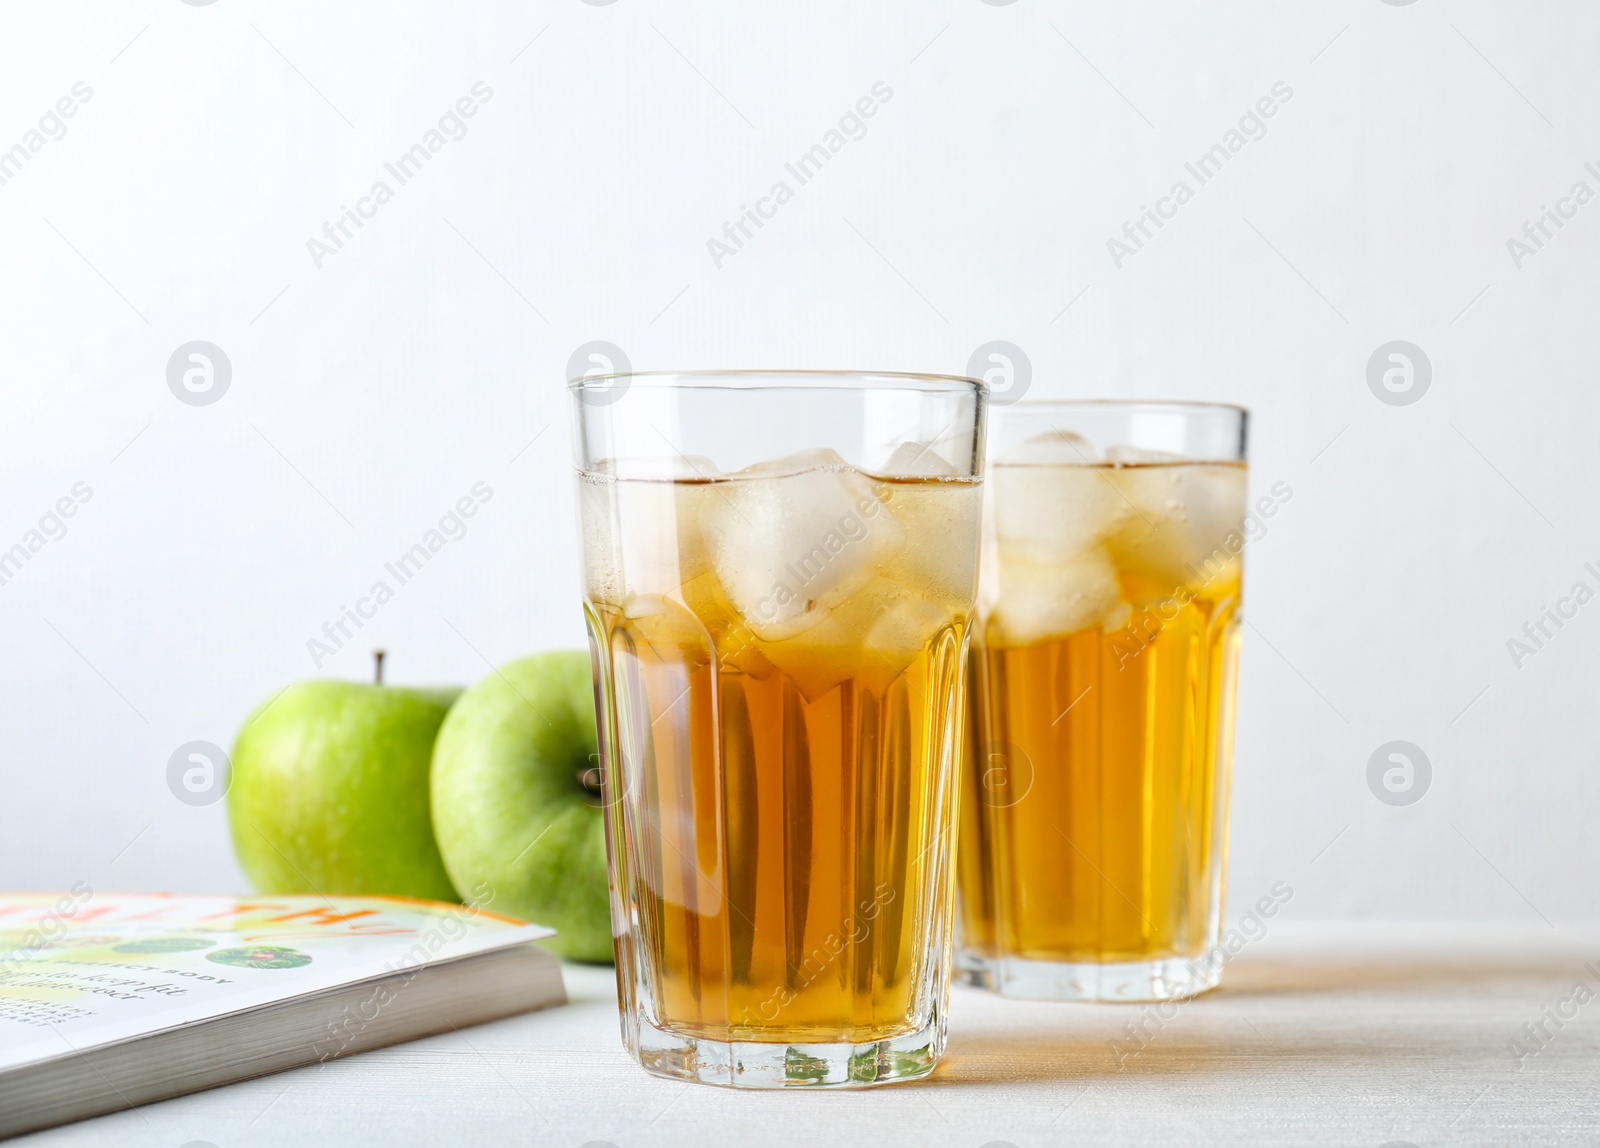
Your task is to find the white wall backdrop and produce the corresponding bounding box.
[1,0,1596,927]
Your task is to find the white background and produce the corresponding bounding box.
[1,0,1595,931]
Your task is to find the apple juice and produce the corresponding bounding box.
[579,450,979,1045]
[957,538,1242,964]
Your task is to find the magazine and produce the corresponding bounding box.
[0,891,566,1137]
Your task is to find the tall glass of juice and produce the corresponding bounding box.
[571,371,986,1086]
[957,400,1248,1001]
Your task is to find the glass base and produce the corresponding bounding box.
[628,1013,945,1089]
[957,951,1222,1002]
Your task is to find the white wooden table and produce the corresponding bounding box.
[17,922,1600,1147]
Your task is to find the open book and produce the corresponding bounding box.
[0,891,566,1138]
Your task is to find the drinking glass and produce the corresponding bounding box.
[956,401,1248,1000]
[571,371,986,1086]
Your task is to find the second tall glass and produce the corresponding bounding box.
[572,371,986,1086]
[957,401,1248,1001]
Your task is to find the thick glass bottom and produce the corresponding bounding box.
[958,950,1223,1002]
[628,1012,945,1089]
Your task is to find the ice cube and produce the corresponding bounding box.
[578,475,624,604]
[987,545,1124,645]
[592,454,721,481]
[1003,429,1101,465]
[872,478,982,607]
[1106,463,1247,589]
[592,476,718,600]
[675,568,778,680]
[614,593,715,667]
[1104,444,1185,465]
[755,573,955,701]
[623,595,668,619]
[579,465,733,606]
[755,615,859,701]
[872,441,959,479]
[723,448,839,480]
[861,587,957,684]
[990,461,1131,564]
[699,449,906,641]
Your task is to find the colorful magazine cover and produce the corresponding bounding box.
[0,890,552,1070]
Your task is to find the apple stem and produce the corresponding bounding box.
[374,649,386,685]
[579,762,607,807]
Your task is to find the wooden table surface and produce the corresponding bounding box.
[17,922,1600,1147]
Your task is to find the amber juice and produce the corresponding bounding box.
[957,448,1246,998]
[582,452,980,1046]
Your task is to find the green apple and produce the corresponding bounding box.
[430,651,612,963]
[228,669,461,903]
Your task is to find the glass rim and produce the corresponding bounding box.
[567,369,987,395]
[996,398,1249,417]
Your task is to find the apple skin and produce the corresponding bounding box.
[430,651,612,963]
[228,682,462,903]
